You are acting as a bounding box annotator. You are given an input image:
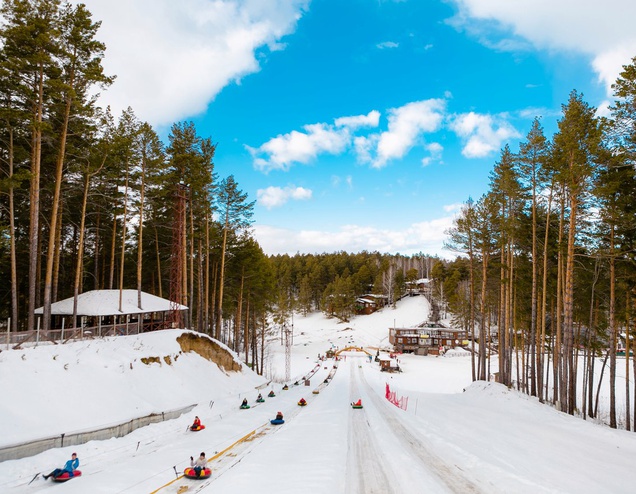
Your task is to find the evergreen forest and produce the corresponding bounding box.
[1,0,636,430]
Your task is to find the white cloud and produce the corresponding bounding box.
[335,110,381,129]
[77,0,308,127]
[450,112,519,158]
[253,99,451,170]
[443,203,463,213]
[257,186,312,209]
[377,41,399,49]
[373,99,446,168]
[448,0,636,95]
[250,123,350,172]
[421,142,443,166]
[595,100,612,119]
[253,216,455,257]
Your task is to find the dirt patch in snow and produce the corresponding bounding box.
[176,332,241,372]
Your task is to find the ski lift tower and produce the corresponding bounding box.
[284,323,292,383]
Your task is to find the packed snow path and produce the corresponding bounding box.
[7,354,485,493]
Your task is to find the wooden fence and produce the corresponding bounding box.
[1,320,167,350]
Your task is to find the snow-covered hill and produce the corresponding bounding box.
[0,330,264,447]
[1,295,636,493]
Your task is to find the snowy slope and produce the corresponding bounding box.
[0,330,264,446]
[1,296,636,493]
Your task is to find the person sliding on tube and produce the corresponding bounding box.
[190,452,206,476]
[43,453,79,480]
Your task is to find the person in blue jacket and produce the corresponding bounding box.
[43,452,79,479]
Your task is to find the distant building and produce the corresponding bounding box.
[354,294,389,315]
[389,323,468,355]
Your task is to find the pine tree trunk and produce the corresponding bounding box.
[188,205,194,329]
[609,225,617,428]
[204,214,210,333]
[118,168,129,312]
[52,203,63,304]
[216,221,229,339]
[235,269,244,352]
[8,127,18,333]
[137,157,146,310]
[244,296,250,365]
[155,226,162,298]
[563,194,578,414]
[42,94,73,332]
[27,65,45,333]
[73,168,91,323]
[94,212,101,290]
[109,215,117,289]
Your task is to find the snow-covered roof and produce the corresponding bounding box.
[34,290,188,316]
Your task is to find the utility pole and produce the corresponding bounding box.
[284,322,292,383]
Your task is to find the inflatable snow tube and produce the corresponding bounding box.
[270,418,285,425]
[268,393,276,398]
[240,404,251,409]
[351,405,363,409]
[190,425,206,431]
[298,401,307,406]
[256,398,265,403]
[52,470,82,482]
[184,467,211,479]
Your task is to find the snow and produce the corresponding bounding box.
[33,289,187,316]
[1,295,636,493]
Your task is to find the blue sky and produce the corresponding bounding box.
[79,0,636,257]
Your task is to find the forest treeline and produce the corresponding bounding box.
[0,1,265,354]
[0,1,437,375]
[2,1,636,430]
[441,62,636,429]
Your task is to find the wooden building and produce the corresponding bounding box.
[389,323,467,355]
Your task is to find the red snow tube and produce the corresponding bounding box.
[190,425,206,431]
[184,467,212,479]
[52,470,82,482]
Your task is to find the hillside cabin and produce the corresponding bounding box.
[354,294,389,315]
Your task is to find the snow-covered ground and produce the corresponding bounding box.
[1,295,636,493]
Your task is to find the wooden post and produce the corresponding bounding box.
[36,317,40,345]
[6,317,10,350]
[61,318,65,341]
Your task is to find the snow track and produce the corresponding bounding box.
[346,364,397,494]
[355,363,483,493]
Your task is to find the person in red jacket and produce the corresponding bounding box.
[192,416,201,428]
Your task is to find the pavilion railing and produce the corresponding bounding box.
[0,319,169,350]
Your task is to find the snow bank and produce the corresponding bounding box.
[0,329,265,446]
